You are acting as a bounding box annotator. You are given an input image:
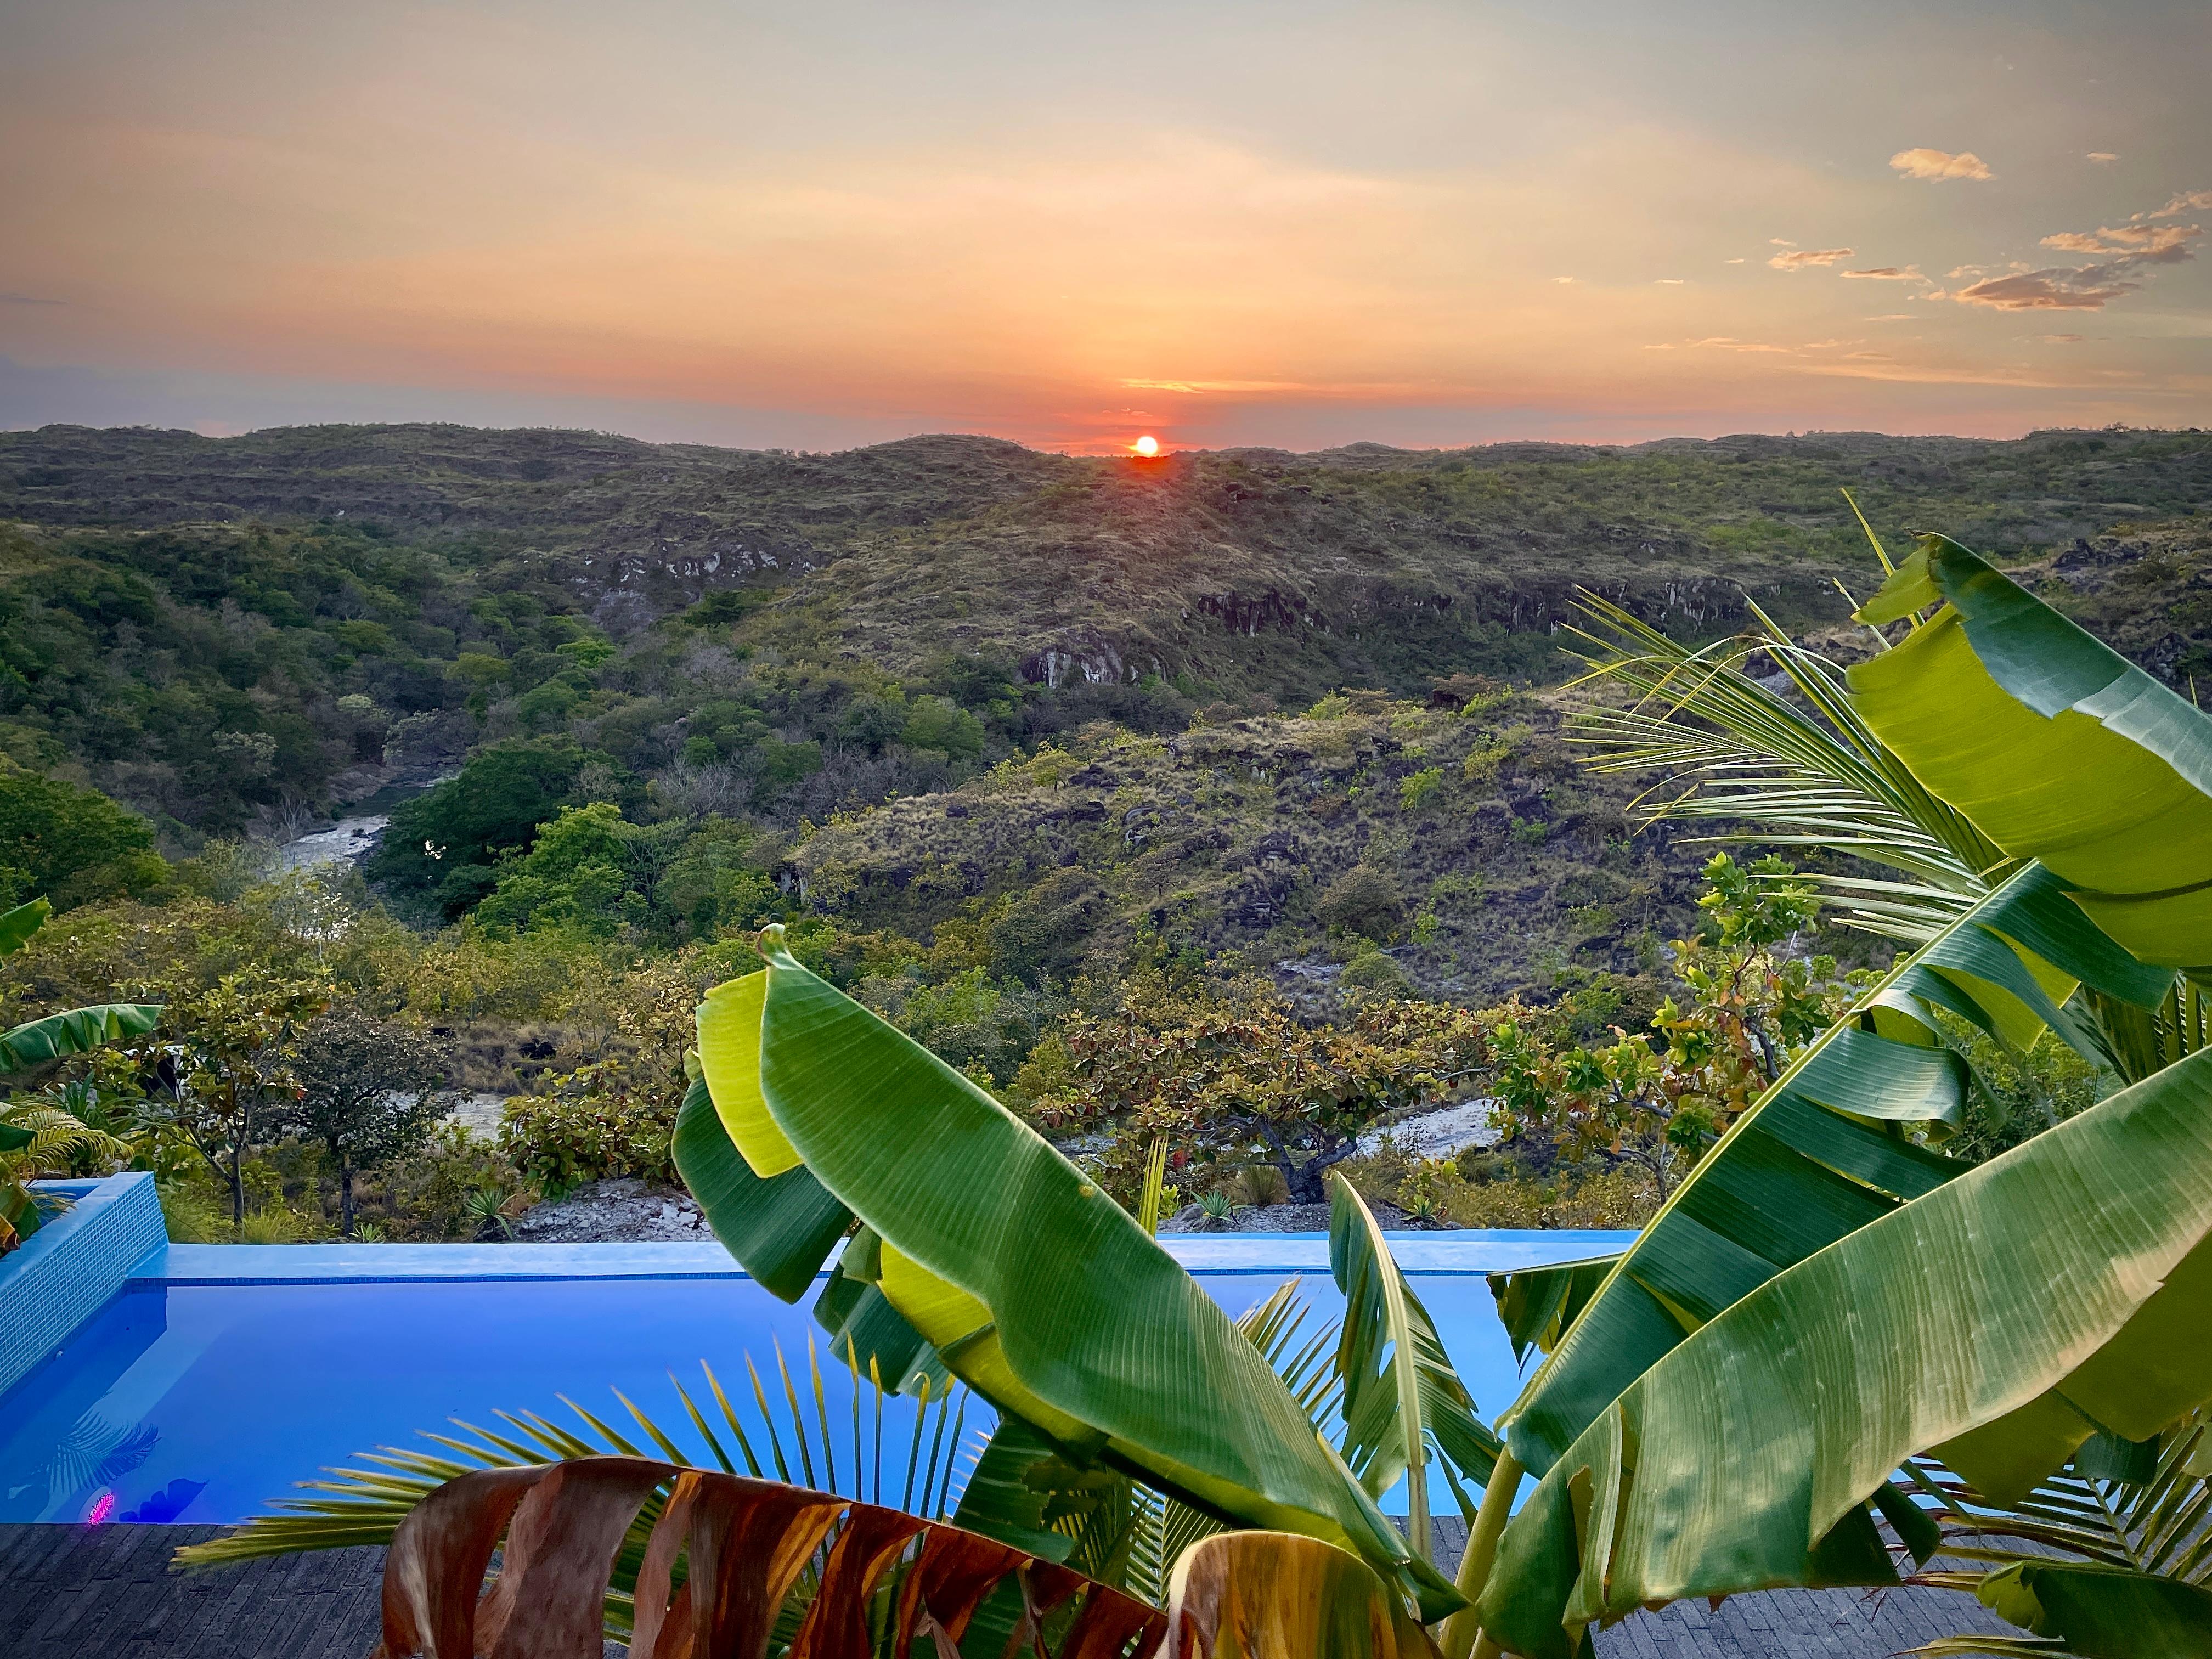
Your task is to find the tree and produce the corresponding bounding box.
[1026,986,1491,1204]
[288,1002,453,1235]
[0,761,168,909]
[366,736,627,915]
[138,968,329,1230]
[1488,853,1861,1199]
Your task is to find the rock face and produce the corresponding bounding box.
[510,1177,712,1242]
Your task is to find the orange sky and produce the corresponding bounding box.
[3,1,2209,450]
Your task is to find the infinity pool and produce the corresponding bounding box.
[0,1233,1628,1526]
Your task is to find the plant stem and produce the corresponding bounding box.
[1440,1448,1522,1659]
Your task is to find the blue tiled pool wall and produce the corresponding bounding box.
[0,1171,167,1397]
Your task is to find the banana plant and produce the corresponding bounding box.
[1472,1041,2212,1659]
[0,896,162,1251]
[1459,535,2212,1657]
[682,943,1468,1621]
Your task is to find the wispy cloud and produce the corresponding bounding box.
[1890,148,1993,182]
[2035,333,2086,343]
[1864,314,1916,321]
[1954,195,2204,310]
[1769,238,1796,247]
[1683,337,1793,353]
[1654,278,1686,285]
[0,292,65,306]
[2087,153,2119,163]
[1723,257,1745,264]
[1841,265,1926,281]
[1768,247,1853,270]
[1551,275,1575,284]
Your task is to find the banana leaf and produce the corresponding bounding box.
[0,1002,162,1071]
[670,1076,851,1303]
[1165,1531,1439,1659]
[1852,532,2212,973]
[695,935,1464,1621]
[1486,1254,1620,1369]
[1494,861,2164,1480]
[1914,1561,2212,1659]
[1477,1043,2212,1659]
[1329,1173,1502,1537]
[0,898,48,960]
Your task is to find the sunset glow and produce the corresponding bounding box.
[1,2,2207,446]
[1132,435,1161,457]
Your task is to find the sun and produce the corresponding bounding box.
[1131,435,1161,458]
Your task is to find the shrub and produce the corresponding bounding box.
[1339,950,1412,996]
[1398,767,1444,813]
[1315,866,1402,940]
[499,1085,680,1193]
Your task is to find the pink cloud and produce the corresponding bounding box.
[1769,247,1853,270]
[1890,148,1993,182]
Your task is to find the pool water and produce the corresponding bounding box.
[0,1239,1621,1527]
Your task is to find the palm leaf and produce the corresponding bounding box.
[1475,1042,2212,1659]
[692,933,1463,1621]
[1911,1561,2212,1659]
[1565,591,2005,939]
[174,1347,979,1575]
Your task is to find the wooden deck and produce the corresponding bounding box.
[0,1519,2025,1657]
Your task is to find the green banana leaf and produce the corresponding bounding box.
[1853,532,2212,973]
[0,1003,162,1071]
[670,1077,850,1302]
[1495,862,2163,1480]
[0,899,49,960]
[1329,1173,1502,1538]
[693,933,1464,1621]
[1486,1254,1620,1369]
[1921,1561,2212,1659]
[1477,1043,2212,1659]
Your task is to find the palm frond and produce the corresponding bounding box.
[176,1338,978,1570]
[1564,590,2010,940]
[1905,1423,2212,1588]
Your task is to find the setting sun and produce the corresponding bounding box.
[1131,435,1160,457]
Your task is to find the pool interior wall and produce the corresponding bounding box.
[0,1228,1631,1528]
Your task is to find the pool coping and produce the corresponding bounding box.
[134,1229,1635,1285]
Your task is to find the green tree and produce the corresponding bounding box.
[1488,854,1861,1198]
[1026,986,1491,1204]
[138,968,329,1229]
[0,762,168,908]
[368,737,625,915]
[286,1002,454,1235]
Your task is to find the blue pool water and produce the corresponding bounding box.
[0,1234,1626,1526]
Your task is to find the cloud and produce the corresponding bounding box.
[2087,153,2119,163]
[1769,238,1796,247]
[1954,201,2206,310]
[2041,223,2197,256]
[2035,333,2086,343]
[1655,278,1686,284]
[1841,266,1927,281]
[1552,275,1575,284]
[1768,247,1853,270]
[1723,257,1745,264]
[1683,337,1793,353]
[2149,189,2212,218]
[1,292,64,306]
[1890,148,1993,182]
[1864,314,1916,321]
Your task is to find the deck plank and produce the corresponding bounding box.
[0,1521,2032,1657]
